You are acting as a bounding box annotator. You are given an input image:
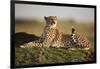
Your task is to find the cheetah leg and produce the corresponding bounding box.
[20,40,43,48]
[20,38,52,48]
[20,33,54,48]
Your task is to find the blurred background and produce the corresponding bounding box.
[15,4,95,49]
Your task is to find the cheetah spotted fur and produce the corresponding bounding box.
[20,16,90,50]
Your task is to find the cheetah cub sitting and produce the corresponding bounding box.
[20,16,90,50]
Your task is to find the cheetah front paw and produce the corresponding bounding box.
[20,45,25,48]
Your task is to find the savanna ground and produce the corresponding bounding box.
[15,19,95,67]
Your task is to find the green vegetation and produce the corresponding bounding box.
[15,47,94,67]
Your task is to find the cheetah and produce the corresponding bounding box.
[20,16,90,50]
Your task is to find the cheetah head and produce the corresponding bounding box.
[44,16,57,28]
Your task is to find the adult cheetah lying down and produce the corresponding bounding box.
[20,16,90,50]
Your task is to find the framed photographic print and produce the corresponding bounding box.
[11,0,96,68]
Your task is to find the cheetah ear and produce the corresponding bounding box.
[55,16,57,19]
[44,16,48,20]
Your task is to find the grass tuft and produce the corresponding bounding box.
[15,47,95,67]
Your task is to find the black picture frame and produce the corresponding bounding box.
[11,0,97,68]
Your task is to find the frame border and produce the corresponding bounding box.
[10,0,97,68]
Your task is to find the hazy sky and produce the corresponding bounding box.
[15,4,94,21]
